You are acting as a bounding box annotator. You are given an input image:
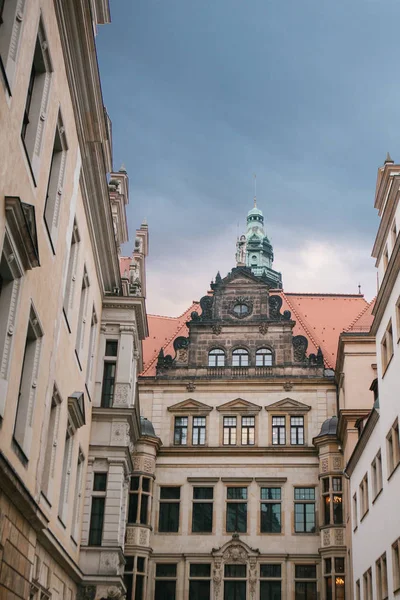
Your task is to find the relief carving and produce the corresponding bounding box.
[223,543,247,563]
[100,552,119,574]
[335,528,344,546]
[333,456,342,471]
[321,458,329,473]
[139,528,148,546]
[125,526,136,545]
[212,324,222,335]
[259,322,268,335]
[323,529,330,547]
[143,458,154,473]
[113,383,130,407]
[213,558,222,600]
[292,335,308,362]
[283,380,293,391]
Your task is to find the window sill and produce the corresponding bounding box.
[20,135,37,187]
[57,516,66,529]
[360,509,369,523]
[157,531,181,535]
[388,460,400,481]
[259,531,283,536]
[353,525,358,533]
[0,55,11,96]
[190,531,214,535]
[394,585,400,595]
[372,488,383,504]
[11,437,28,467]
[63,308,71,333]
[382,354,394,378]
[75,349,82,371]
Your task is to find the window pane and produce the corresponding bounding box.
[335,558,345,573]
[105,340,118,356]
[160,487,180,499]
[158,503,179,532]
[124,574,133,600]
[155,581,176,600]
[189,580,210,600]
[305,503,316,532]
[224,581,246,600]
[227,503,247,532]
[261,488,281,500]
[125,557,134,571]
[227,487,247,499]
[192,503,213,532]
[156,564,177,577]
[225,564,247,577]
[93,473,107,491]
[137,557,145,572]
[294,488,315,500]
[88,497,105,546]
[140,494,149,524]
[142,477,150,492]
[261,503,281,533]
[194,487,213,500]
[333,496,343,524]
[295,565,317,579]
[332,477,342,491]
[130,476,140,491]
[260,564,282,578]
[190,564,211,577]
[128,494,138,523]
[260,581,282,599]
[295,582,317,600]
[135,575,144,600]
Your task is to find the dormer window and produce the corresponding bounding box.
[208,348,225,367]
[256,348,273,367]
[233,303,249,316]
[232,348,249,367]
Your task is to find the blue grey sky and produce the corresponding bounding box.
[97,0,398,315]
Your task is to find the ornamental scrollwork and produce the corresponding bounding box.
[228,297,254,319]
[292,335,308,362]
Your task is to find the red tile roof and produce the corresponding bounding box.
[141,293,370,375]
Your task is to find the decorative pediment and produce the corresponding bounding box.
[265,397,311,413]
[68,392,85,431]
[217,398,262,413]
[212,535,260,560]
[167,399,213,414]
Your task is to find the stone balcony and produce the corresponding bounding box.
[153,364,329,380]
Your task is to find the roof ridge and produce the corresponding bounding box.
[281,291,333,369]
[284,292,365,298]
[142,302,199,375]
[344,297,376,332]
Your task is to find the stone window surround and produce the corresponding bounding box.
[392,537,400,594]
[380,318,394,376]
[63,219,81,328]
[21,15,53,184]
[259,484,283,536]
[375,552,388,600]
[386,418,400,479]
[371,449,383,502]
[189,484,215,535]
[265,401,310,447]
[293,485,317,535]
[224,481,251,535]
[218,400,261,447]
[75,265,90,368]
[40,383,63,503]
[208,344,275,368]
[168,400,213,447]
[359,473,369,521]
[85,305,98,396]
[156,485,181,535]
[363,567,373,600]
[0,0,26,94]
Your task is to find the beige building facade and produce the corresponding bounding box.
[0,2,148,600]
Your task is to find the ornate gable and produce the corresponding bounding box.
[212,535,260,599]
[167,398,213,414]
[265,397,311,413]
[216,398,262,413]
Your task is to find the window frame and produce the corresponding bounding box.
[321,476,343,526]
[226,486,248,533]
[128,475,152,526]
[154,563,177,600]
[392,537,400,593]
[272,416,286,445]
[88,472,107,546]
[294,488,316,534]
[232,347,249,367]
[124,555,147,600]
[158,486,181,533]
[189,563,211,600]
[324,557,345,600]
[359,473,369,519]
[381,319,394,375]
[375,553,388,600]
[260,487,282,534]
[223,416,237,445]
[0,0,26,94]
[100,339,118,408]
[255,347,273,367]
[386,418,400,478]
[208,348,225,367]
[191,486,213,534]
[371,450,383,500]
[294,564,318,600]
[259,564,282,599]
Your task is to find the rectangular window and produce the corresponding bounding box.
[224,564,246,600]
[260,564,282,600]
[392,538,400,593]
[192,487,213,533]
[363,568,372,600]
[260,487,281,533]
[223,416,237,445]
[71,448,85,540]
[58,421,74,524]
[128,476,151,525]
[192,417,206,445]
[272,416,285,445]
[356,579,360,600]
[174,416,188,445]
[226,487,247,533]
[353,493,358,531]
[322,477,343,525]
[291,416,304,445]
[88,472,107,546]
[13,306,43,458]
[100,340,118,408]
[294,488,316,533]
[295,565,317,600]
[387,419,400,477]
[359,474,369,517]
[124,555,146,600]
[371,450,383,499]
[381,319,394,373]
[189,564,211,600]
[0,0,26,92]
[21,21,52,171]
[75,267,90,362]
[325,557,345,600]
[383,246,389,271]
[392,219,398,248]
[158,487,180,532]
[63,221,80,321]
[155,564,177,600]
[376,553,388,600]
[41,386,62,499]
[86,307,98,392]
[43,115,67,249]
[241,416,255,445]
[0,236,23,407]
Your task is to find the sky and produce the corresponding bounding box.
[96,0,400,316]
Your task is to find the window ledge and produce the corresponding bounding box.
[388,460,400,481]
[360,509,369,523]
[372,488,383,504]
[353,525,358,533]
[11,437,28,467]
[63,309,71,333]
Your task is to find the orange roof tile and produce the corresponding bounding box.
[141,293,370,375]
[344,297,376,333]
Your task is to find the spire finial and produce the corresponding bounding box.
[358,283,362,295]
[253,173,257,208]
[385,152,394,164]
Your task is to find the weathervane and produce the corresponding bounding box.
[253,173,257,208]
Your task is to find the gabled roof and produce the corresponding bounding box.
[265,398,311,413]
[344,297,376,333]
[141,292,370,375]
[167,399,213,413]
[216,398,262,413]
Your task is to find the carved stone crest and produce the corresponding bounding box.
[259,322,268,335]
[223,543,247,563]
[333,456,342,471]
[186,381,196,392]
[292,335,308,362]
[212,323,222,335]
[200,295,214,320]
[283,381,293,391]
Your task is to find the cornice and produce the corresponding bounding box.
[373,169,400,260]
[371,231,400,333]
[102,295,148,340]
[158,446,318,458]
[337,408,371,442]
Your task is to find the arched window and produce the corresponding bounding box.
[208,348,225,367]
[233,303,249,317]
[232,348,249,367]
[256,348,273,367]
